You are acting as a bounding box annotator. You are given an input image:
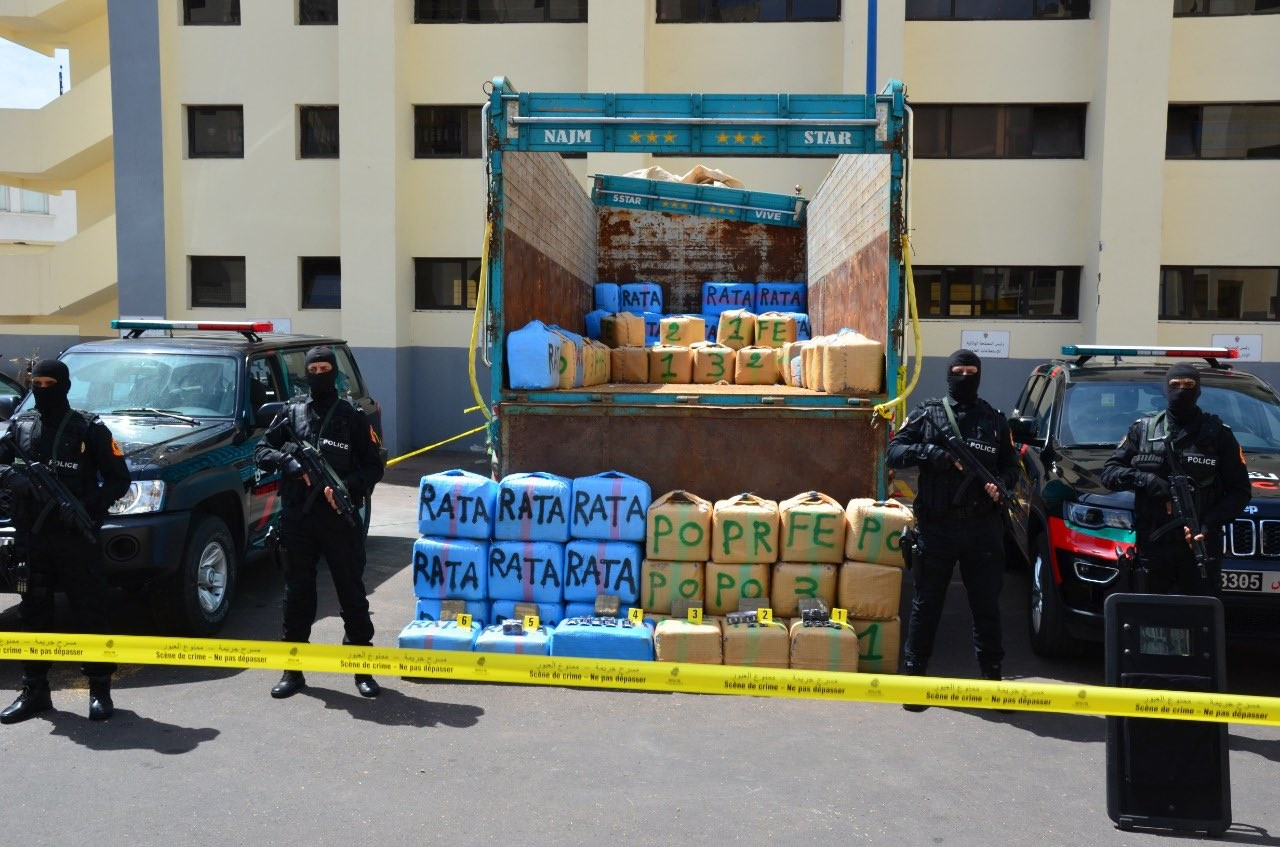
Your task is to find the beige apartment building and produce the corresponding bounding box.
[1,0,1278,452]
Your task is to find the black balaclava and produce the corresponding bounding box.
[946,349,981,406]
[304,346,339,406]
[31,359,71,417]
[1165,363,1202,425]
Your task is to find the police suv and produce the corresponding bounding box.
[1009,345,1280,656]
[0,320,383,635]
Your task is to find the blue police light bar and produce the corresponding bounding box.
[1061,345,1239,359]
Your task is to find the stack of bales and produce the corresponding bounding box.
[488,472,573,625]
[840,498,912,674]
[563,471,651,618]
[411,469,495,625]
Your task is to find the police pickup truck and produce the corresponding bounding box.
[0,320,382,635]
[1008,345,1280,656]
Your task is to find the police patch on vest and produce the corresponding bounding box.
[320,437,349,452]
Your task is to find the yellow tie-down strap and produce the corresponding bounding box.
[4,632,1278,727]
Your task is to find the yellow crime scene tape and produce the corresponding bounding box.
[3,631,1278,726]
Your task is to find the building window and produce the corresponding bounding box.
[415,258,481,310]
[0,186,8,212]
[1160,267,1280,320]
[657,0,840,22]
[1166,104,1280,159]
[415,0,588,23]
[906,0,1088,19]
[298,0,338,23]
[1174,0,1280,16]
[190,256,247,308]
[914,266,1080,318]
[414,106,483,158]
[300,106,339,158]
[19,190,49,214]
[183,0,241,25]
[188,106,244,158]
[300,257,341,309]
[912,104,1086,158]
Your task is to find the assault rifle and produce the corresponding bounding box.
[1160,433,1211,579]
[272,413,357,527]
[944,432,1029,562]
[9,435,97,542]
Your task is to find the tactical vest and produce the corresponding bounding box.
[287,397,357,477]
[914,399,1004,514]
[1134,411,1225,514]
[11,409,99,500]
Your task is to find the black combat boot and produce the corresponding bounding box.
[271,670,306,699]
[1,680,53,725]
[354,675,380,698]
[88,676,114,722]
[979,662,1002,682]
[901,658,929,713]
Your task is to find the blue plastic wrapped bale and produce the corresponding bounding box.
[487,540,565,603]
[595,282,620,313]
[494,471,573,542]
[783,311,812,341]
[756,282,807,312]
[548,325,587,389]
[702,282,757,317]
[418,469,497,539]
[412,537,489,601]
[550,617,655,661]
[585,309,610,341]
[491,600,565,626]
[701,315,719,343]
[398,618,482,650]
[642,312,662,347]
[415,598,490,626]
[620,282,663,314]
[474,624,552,655]
[564,540,643,605]
[507,319,562,390]
[570,471,652,541]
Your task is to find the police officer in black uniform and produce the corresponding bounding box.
[1102,363,1249,595]
[886,350,1019,711]
[254,346,385,699]
[0,359,131,724]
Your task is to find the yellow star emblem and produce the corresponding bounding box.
[717,132,729,144]
[647,131,658,143]
[663,132,676,143]
[630,131,642,143]
[734,132,746,144]
[750,132,765,144]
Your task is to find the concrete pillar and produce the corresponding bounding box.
[587,0,649,173]
[1083,0,1172,344]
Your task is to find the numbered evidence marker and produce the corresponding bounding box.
[687,606,704,625]
[756,607,773,625]
[831,607,849,625]
[523,615,540,631]
[628,607,645,624]
[457,613,473,629]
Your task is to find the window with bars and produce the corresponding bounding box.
[190,256,247,308]
[415,258,482,310]
[913,104,1086,158]
[913,266,1081,318]
[414,106,483,158]
[658,0,840,22]
[415,0,588,22]
[300,106,339,158]
[1166,104,1280,159]
[1159,267,1280,320]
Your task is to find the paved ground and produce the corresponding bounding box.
[1,450,1277,846]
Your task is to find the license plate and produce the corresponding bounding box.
[1221,569,1265,593]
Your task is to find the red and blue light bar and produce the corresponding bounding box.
[1062,345,1239,359]
[112,320,274,333]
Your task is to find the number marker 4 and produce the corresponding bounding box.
[627,607,645,624]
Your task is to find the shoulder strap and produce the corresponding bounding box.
[940,398,963,440]
[1143,412,1166,448]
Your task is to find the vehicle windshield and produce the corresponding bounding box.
[15,352,239,419]
[1059,379,1280,452]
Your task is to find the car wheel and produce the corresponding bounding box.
[152,514,238,636]
[1028,531,1085,658]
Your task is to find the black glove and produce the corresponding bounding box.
[1140,472,1171,501]
[283,456,304,478]
[1,469,33,500]
[57,500,84,527]
[924,445,955,471]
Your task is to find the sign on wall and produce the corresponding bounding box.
[1211,334,1261,362]
[961,330,1010,359]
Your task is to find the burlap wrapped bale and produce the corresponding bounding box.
[640,560,706,614]
[648,344,693,384]
[704,561,771,615]
[788,620,860,672]
[722,620,790,668]
[844,498,914,567]
[690,341,736,384]
[712,494,780,564]
[734,346,781,385]
[770,562,838,618]
[659,315,706,347]
[716,309,756,351]
[609,346,648,384]
[779,491,847,564]
[654,618,723,664]
[837,560,903,621]
[601,312,645,348]
[851,616,900,673]
[647,490,712,562]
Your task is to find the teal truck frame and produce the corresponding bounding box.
[482,76,909,504]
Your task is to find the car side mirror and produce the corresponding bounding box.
[1008,415,1040,443]
[0,394,20,421]
[256,401,286,429]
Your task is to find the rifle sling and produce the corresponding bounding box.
[23,411,92,534]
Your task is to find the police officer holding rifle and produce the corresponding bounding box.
[1102,363,1249,595]
[0,359,130,724]
[886,350,1021,711]
[254,346,385,700]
